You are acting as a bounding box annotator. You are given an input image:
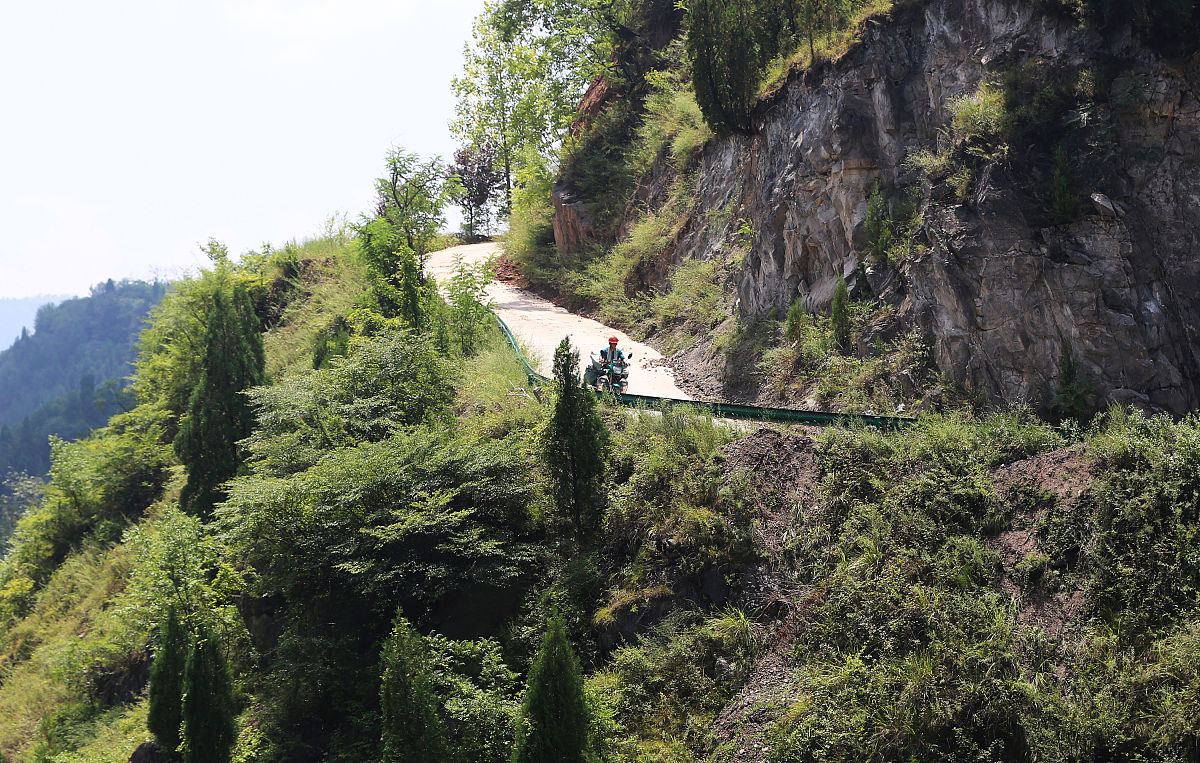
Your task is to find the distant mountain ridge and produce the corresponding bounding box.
[0,294,74,348]
[0,279,167,475]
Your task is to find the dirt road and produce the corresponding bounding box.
[426,242,691,400]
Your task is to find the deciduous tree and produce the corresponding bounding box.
[449,144,505,239]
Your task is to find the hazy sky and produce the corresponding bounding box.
[0,0,487,299]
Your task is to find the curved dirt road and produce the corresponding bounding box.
[426,242,691,400]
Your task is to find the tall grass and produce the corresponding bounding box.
[262,237,368,378]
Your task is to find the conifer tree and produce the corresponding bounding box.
[542,338,608,540]
[512,613,589,763]
[831,274,850,353]
[379,612,449,763]
[181,621,236,763]
[688,0,762,133]
[148,603,187,757]
[174,284,265,515]
[397,247,424,330]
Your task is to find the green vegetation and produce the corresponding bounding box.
[544,338,608,540]
[762,299,931,412]
[174,282,265,516]
[687,0,763,134]
[181,620,236,763]
[863,185,923,262]
[147,603,185,755]
[5,2,1200,760]
[512,613,590,763]
[0,281,166,478]
[830,275,850,352]
[380,613,449,762]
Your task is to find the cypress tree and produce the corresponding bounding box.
[181,621,237,763]
[542,338,608,540]
[688,0,763,133]
[148,603,187,757]
[175,284,265,516]
[831,274,850,353]
[379,612,449,763]
[512,613,590,763]
[397,247,424,330]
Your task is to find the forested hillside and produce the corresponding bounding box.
[0,296,72,350]
[0,281,167,479]
[1,0,1199,761]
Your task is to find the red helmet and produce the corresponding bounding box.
[608,336,619,344]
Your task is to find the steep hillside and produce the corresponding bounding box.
[2,2,1200,761]
[0,295,73,349]
[547,0,1200,417]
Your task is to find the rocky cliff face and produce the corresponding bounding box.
[566,0,1200,413]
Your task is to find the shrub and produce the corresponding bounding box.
[949,82,1006,145]
[830,275,850,352]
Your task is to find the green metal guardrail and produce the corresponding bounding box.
[493,314,916,431]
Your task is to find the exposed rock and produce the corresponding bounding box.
[129,741,168,763]
[601,0,1200,413]
[552,183,597,254]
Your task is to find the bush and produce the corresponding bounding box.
[949,82,1006,145]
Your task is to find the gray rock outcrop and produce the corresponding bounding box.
[580,0,1200,413]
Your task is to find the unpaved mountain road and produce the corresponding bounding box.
[426,242,691,400]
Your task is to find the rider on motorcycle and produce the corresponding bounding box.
[599,336,625,364]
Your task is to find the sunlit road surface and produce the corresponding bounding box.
[426,242,692,400]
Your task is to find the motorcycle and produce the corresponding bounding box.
[586,351,632,393]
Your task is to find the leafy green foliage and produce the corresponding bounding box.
[0,471,44,553]
[863,186,922,264]
[426,635,520,763]
[243,329,456,477]
[0,408,171,622]
[443,254,496,356]
[379,613,449,762]
[0,281,166,430]
[1049,341,1095,422]
[513,613,590,763]
[590,610,759,756]
[0,281,165,477]
[1048,143,1081,224]
[222,424,536,616]
[542,338,608,540]
[450,144,506,239]
[1087,410,1200,639]
[181,620,236,763]
[174,285,266,516]
[148,603,186,756]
